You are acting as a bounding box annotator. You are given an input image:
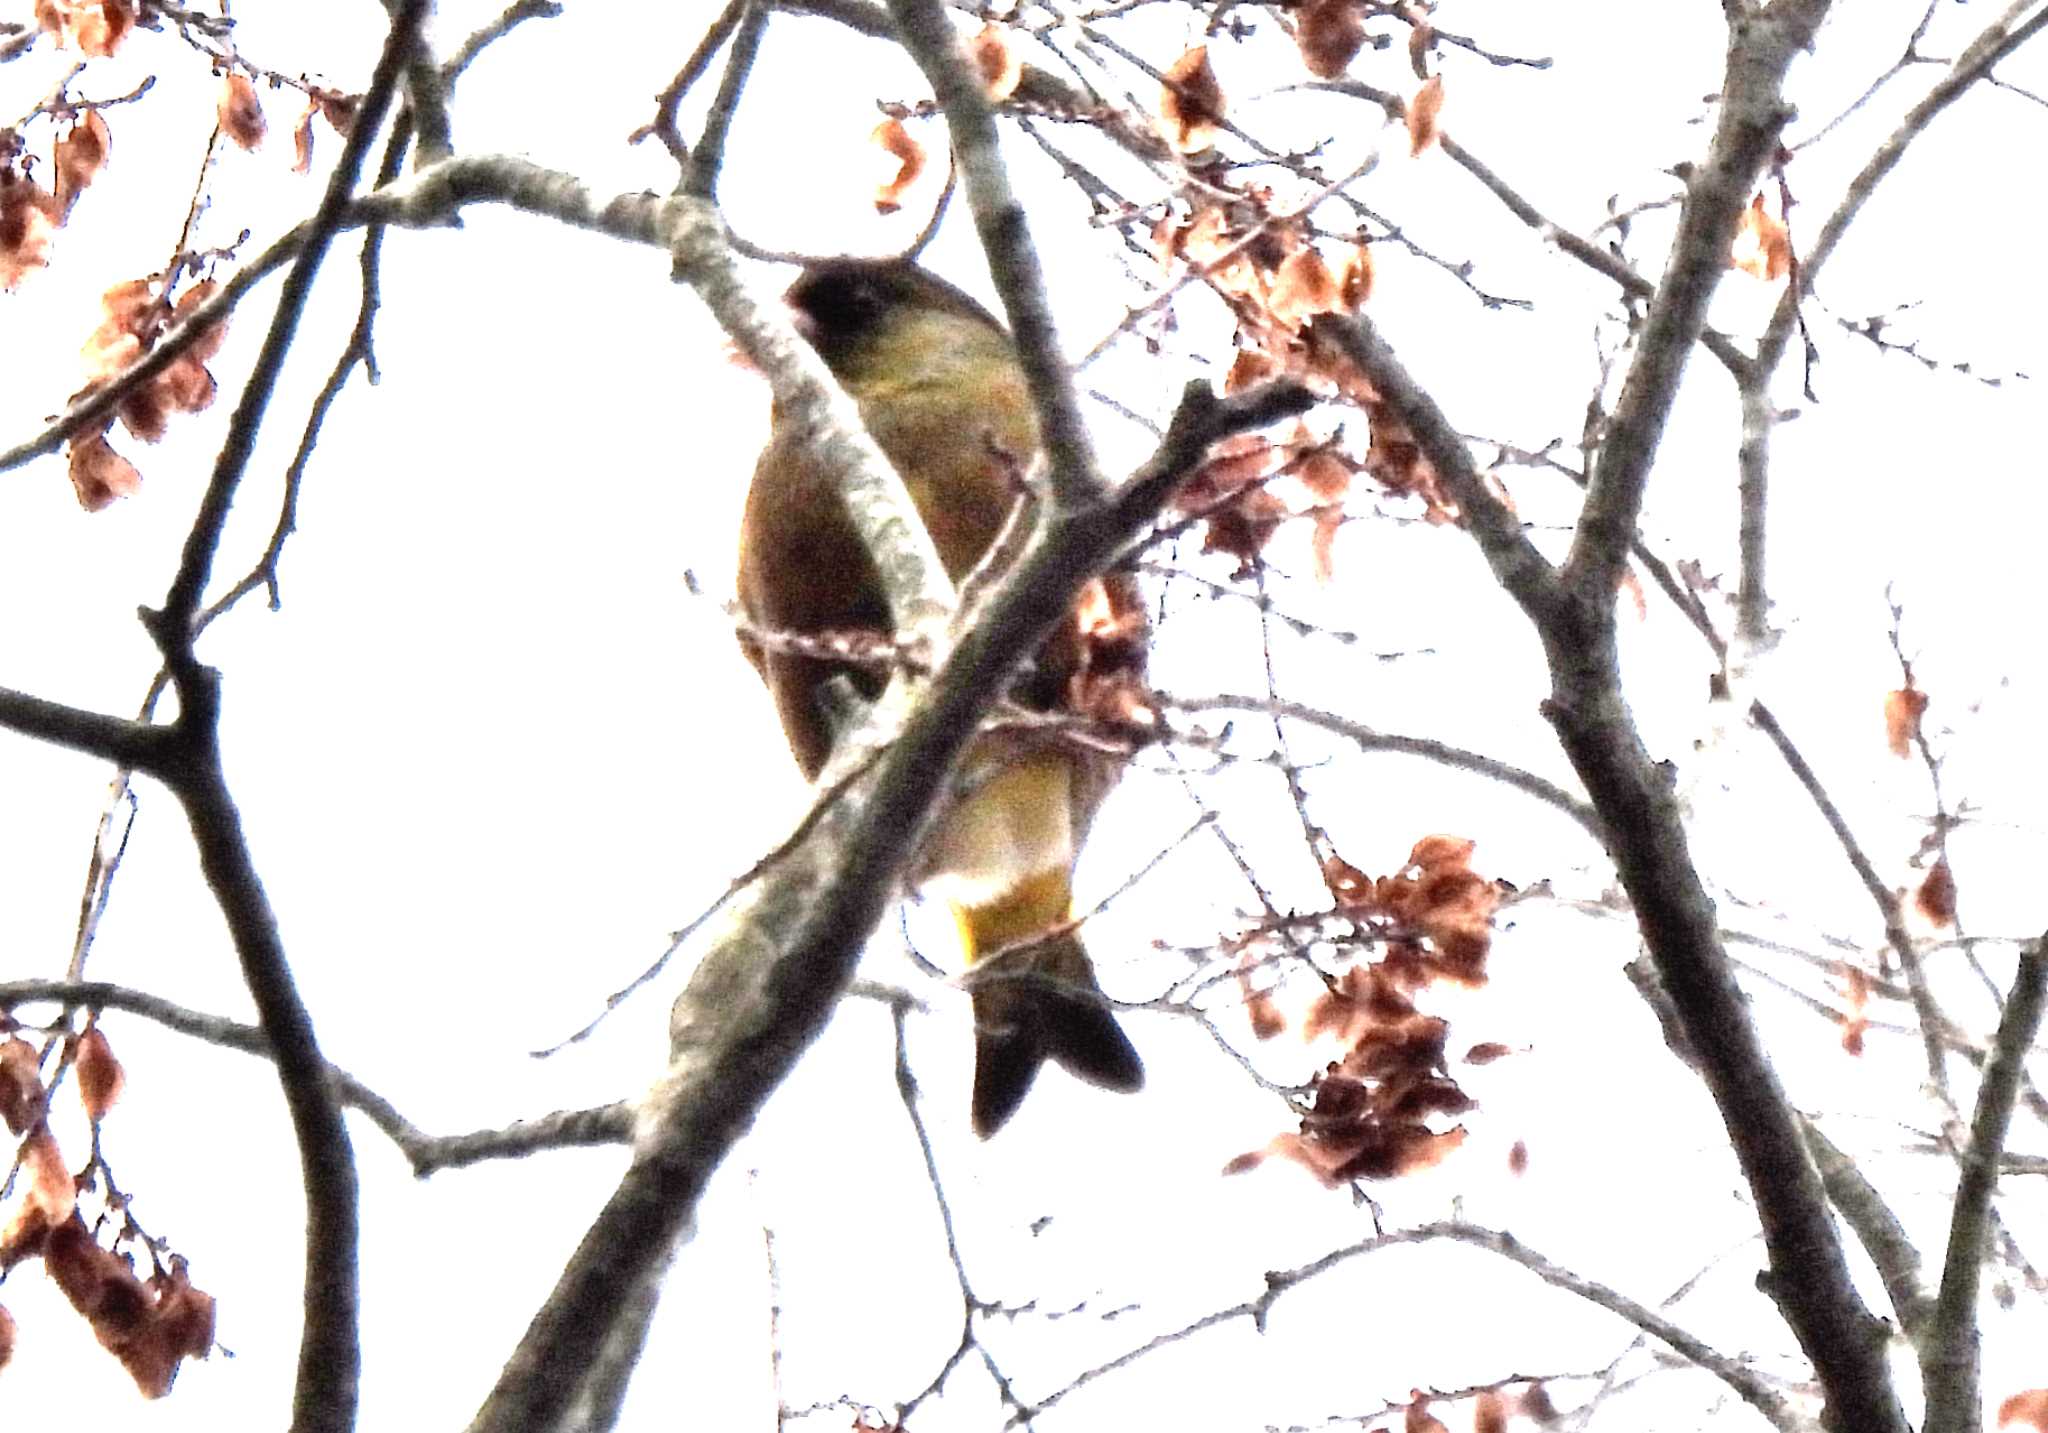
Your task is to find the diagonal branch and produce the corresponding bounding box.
[1162,692,1603,841]
[1738,0,2048,635]
[884,0,1106,508]
[135,8,433,1429]
[1922,939,2048,1433]
[1324,11,1907,1429]
[462,188,1311,1431]
[0,686,177,772]
[1308,313,1563,628]
[0,978,632,1174]
[1031,1220,1805,1432]
[1561,3,1822,601]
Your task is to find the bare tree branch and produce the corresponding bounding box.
[1923,939,2048,1433]
[1562,3,1824,601]
[1312,10,1912,1428]
[1741,0,2048,635]
[682,0,766,198]
[0,978,632,1174]
[0,686,175,771]
[1799,1114,1936,1344]
[886,0,1106,508]
[1162,692,1604,841]
[1031,1220,1805,1432]
[461,181,1311,1428]
[129,9,433,1427]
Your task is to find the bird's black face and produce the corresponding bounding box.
[784,260,1006,378]
[785,262,902,373]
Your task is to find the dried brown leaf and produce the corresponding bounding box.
[1405,74,1444,156]
[292,102,317,173]
[1336,241,1373,309]
[0,172,60,289]
[1406,20,1435,79]
[219,72,266,151]
[1310,502,1343,583]
[1405,1395,1450,1433]
[1160,46,1225,154]
[1731,191,1792,281]
[1884,686,1927,756]
[75,1027,123,1122]
[172,279,228,362]
[2003,1389,2048,1430]
[154,355,217,415]
[0,1038,43,1133]
[22,1123,76,1228]
[53,109,110,215]
[1296,0,1366,79]
[871,117,925,215]
[969,22,1022,101]
[1223,345,1280,394]
[1270,245,1343,326]
[69,433,143,511]
[1915,858,1956,928]
[1297,449,1352,504]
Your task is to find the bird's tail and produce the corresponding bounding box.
[930,751,1142,1136]
[963,913,1144,1138]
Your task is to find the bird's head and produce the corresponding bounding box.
[785,260,1009,390]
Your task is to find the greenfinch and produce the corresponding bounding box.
[738,259,1144,1136]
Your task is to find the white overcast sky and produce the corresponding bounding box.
[2,2,2046,1430]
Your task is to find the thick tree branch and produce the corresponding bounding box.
[0,978,631,1174]
[1328,291,1905,1433]
[1799,1114,1936,1344]
[1308,313,1564,628]
[1538,606,1903,1433]
[1739,0,2048,637]
[1561,4,1823,601]
[1321,12,1906,1429]
[147,662,362,1433]
[462,194,1311,1428]
[133,9,430,1429]
[1758,0,2048,379]
[682,0,766,198]
[1923,940,2048,1433]
[0,686,177,772]
[885,0,1106,507]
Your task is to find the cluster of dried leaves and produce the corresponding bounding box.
[1062,574,1157,734]
[1227,835,1504,1186]
[1159,39,1443,159]
[1388,1382,1559,1433]
[8,10,361,509]
[68,276,229,510]
[0,1024,216,1396]
[863,18,1462,587]
[1147,43,1463,579]
[32,0,136,58]
[1,109,107,291]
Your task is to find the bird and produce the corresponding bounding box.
[736,258,1145,1137]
